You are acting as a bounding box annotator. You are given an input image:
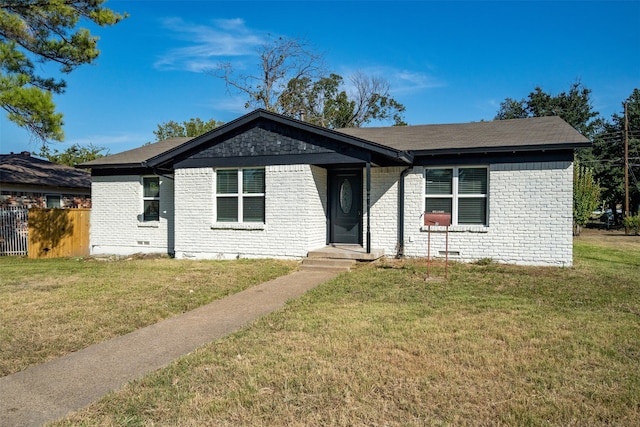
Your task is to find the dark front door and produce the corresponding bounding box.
[329,170,362,244]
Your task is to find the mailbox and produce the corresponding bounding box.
[424,211,452,280]
[424,212,451,227]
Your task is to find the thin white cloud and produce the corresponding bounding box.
[335,65,445,97]
[67,132,151,148]
[154,17,265,72]
[393,70,445,93]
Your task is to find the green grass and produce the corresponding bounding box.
[50,238,640,426]
[0,256,296,376]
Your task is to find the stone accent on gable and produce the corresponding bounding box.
[186,121,366,162]
[193,126,333,159]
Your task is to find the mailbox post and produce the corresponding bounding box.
[423,212,451,279]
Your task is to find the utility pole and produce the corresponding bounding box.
[624,101,630,234]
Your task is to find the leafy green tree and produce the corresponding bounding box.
[0,1,126,143]
[495,82,600,140]
[39,142,107,167]
[573,160,600,235]
[153,118,223,141]
[279,72,406,128]
[592,88,640,220]
[494,97,528,120]
[214,35,406,128]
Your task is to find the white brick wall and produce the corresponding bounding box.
[365,167,403,253]
[90,175,174,255]
[173,165,327,260]
[90,161,573,266]
[392,162,574,266]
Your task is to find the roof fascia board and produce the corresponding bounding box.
[81,163,151,170]
[412,141,591,157]
[413,149,575,166]
[0,183,91,193]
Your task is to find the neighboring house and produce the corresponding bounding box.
[81,109,589,266]
[0,152,91,208]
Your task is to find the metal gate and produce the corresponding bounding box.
[0,207,29,256]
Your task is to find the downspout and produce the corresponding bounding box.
[366,161,371,254]
[397,166,412,258]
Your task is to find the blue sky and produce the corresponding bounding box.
[1,0,639,156]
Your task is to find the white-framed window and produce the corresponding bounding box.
[45,194,62,208]
[215,168,265,223]
[142,176,160,221]
[425,166,488,226]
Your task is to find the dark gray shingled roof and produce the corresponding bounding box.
[80,137,194,168]
[0,152,91,189]
[79,112,589,169]
[336,116,590,153]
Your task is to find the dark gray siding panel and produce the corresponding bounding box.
[175,120,371,167]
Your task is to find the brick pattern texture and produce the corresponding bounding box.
[90,161,573,266]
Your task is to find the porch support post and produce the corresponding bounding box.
[366,160,371,253]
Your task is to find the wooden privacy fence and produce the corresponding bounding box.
[0,206,29,256]
[28,208,90,258]
[0,208,90,258]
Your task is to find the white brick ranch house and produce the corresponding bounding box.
[81,109,589,266]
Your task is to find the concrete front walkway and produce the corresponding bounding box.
[0,270,337,427]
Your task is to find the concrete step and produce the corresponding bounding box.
[307,246,384,261]
[300,257,356,272]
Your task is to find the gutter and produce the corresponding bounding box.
[396,166,412,258]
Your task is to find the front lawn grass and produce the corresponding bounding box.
[53,237,640,426]
[0,256,296,377]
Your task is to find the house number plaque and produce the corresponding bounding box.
[339,179,353,214]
